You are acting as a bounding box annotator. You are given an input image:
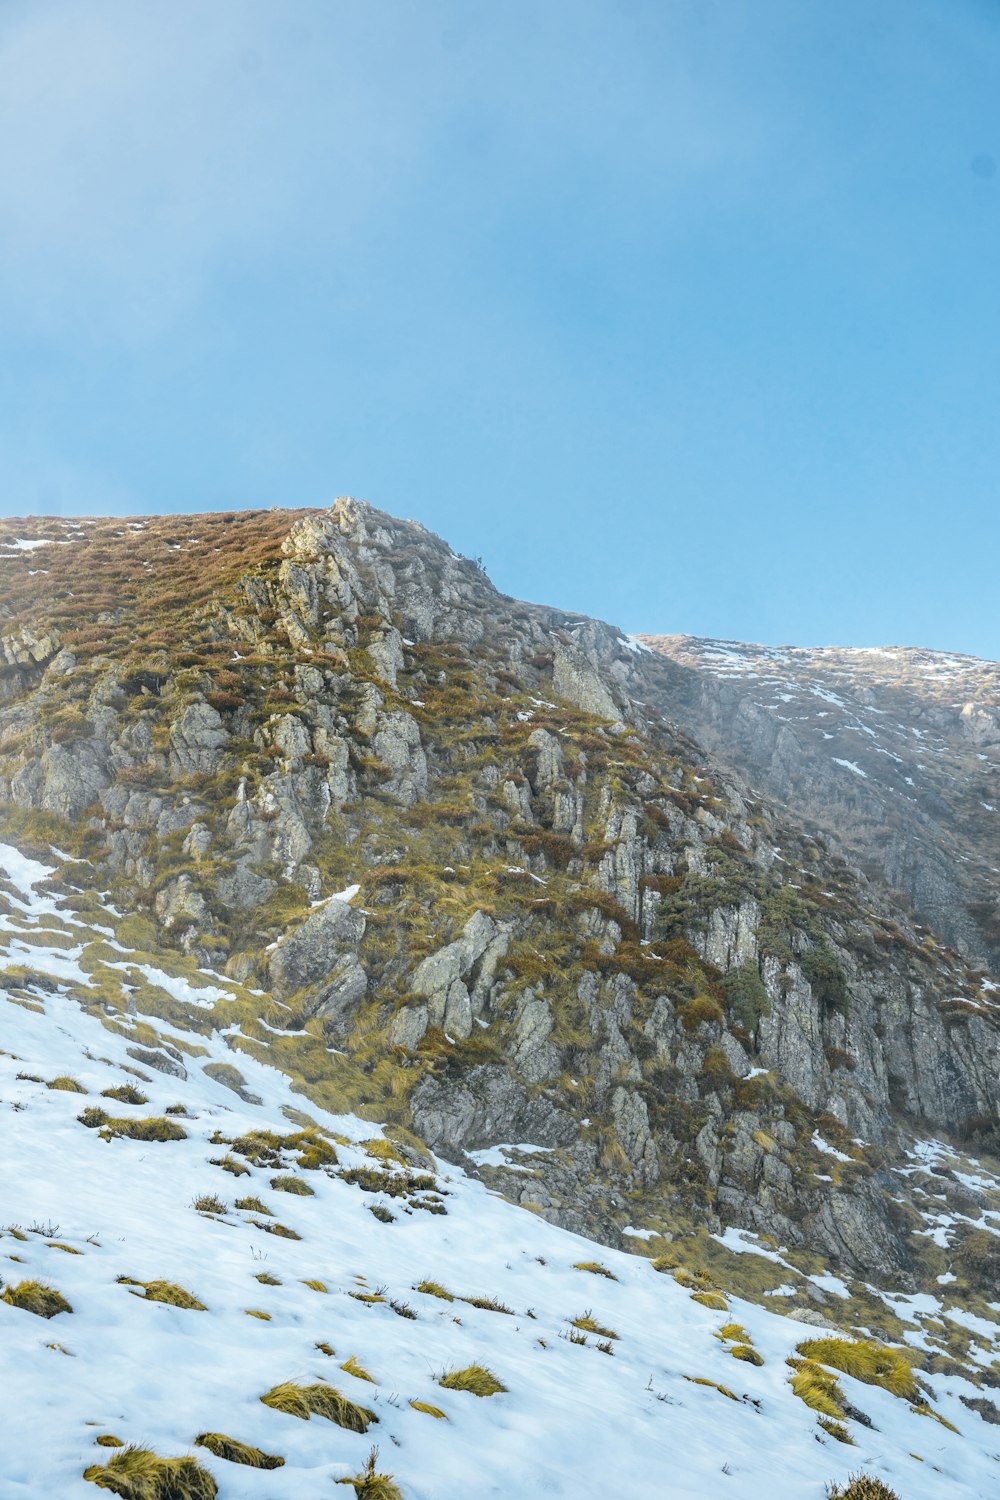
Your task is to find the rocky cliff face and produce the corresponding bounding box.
[1,503,999,1334]
[638,636,1000,972]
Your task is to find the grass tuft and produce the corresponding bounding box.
[194,1433,284,1469]
[1,1279,72,1318]
[120,1278,206,1311]
[818,1418,855,1445]
[415,1280,454,1301]
[83,1445,218,1498]
[462,1294,514,1315]
[409,1400,447,1419]
[79,1109,187,1142]
[437,1365,507,1397]
[260,1381,377,1432]
[796,1337,919,1404]
[572,1261,617,1280]
[212,1154,250,1177]
[47,1075,86,1093]
[192,1194,227,1215]
[101,1085,148,1105]
[571,1312,618,1340]
[269,1174,314,1196]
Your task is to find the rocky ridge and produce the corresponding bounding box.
[1,502,999,1353]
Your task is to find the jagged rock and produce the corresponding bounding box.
[409,909,501,1041]
[127,1045,186,1079]
[389,1002,429,1050]
[552,637,621,720]
[168,701,228,779]
[202,1061,263,1105]
[510,996,559,1083]
[154,874,208,932]
[372,710,427,805]
[411,1064,576,1153]
[268,897,367,1005]
[610,1086,659,1184]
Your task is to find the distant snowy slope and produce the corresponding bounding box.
[639,636,1000,970]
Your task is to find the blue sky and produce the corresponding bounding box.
[1,1,999,658]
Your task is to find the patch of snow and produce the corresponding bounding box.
[831,758,868,778]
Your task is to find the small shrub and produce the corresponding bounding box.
[368,1205,395,1223]
[255,1272,281,1286]
[245,1309,271,1320]
[677,993,725,1032]
[252,1219,300,1240]
[192,1194,227,1215]
[462,1295,514,1315]
[236,1195,271,1214]
[1,1280,72,1318]
[260,1381,377,1432]
[302,1278,328,1293]
[691,1290,728,1311]
[336,1446,403,1500]
[83,1445,218,1498]
[341,1355,376,1383]
[722,963,770,1030]
[571,1313,618,1340]
[801,943,849,1014]
[826,1476,901,1500]
[194,1433,284,1469]
[437,1366,507,1397]
[96,1437,124,1449]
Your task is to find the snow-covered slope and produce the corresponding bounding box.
[2,843,1000,1499]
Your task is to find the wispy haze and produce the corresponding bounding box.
[1,1,998,658]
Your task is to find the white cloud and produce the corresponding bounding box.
[0,1,442,338]
[0,0,769,342]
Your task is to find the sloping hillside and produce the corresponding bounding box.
[3,841,1000,1500]
[2,502,1000,1499]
